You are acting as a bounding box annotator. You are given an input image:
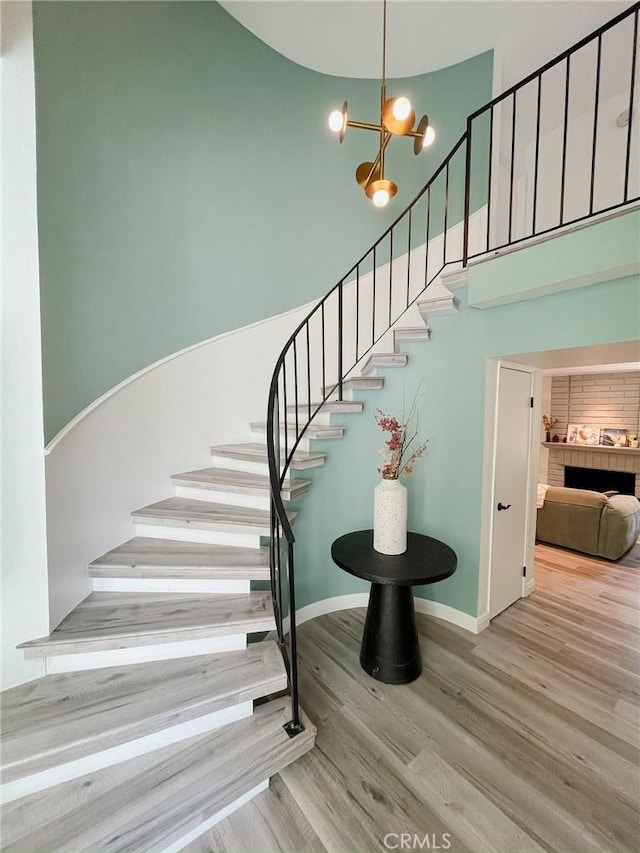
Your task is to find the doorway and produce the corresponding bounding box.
[488,364,535,619]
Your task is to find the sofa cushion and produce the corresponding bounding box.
[599,495,640,560]
[536,487,606,556]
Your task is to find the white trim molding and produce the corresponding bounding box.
[293,592,489,635]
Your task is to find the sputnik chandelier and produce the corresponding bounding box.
[327,0,435,208]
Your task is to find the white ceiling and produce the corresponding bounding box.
[219,1,630,89]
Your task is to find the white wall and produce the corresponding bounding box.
[1,1,49,690]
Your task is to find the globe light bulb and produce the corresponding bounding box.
[328,110,344,133]
[392,97,412,122]
[372,188,390,208]
[422,126,436,147]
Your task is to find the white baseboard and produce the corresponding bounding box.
[524,579,536,597]
[293,593,487,634]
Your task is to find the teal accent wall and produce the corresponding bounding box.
[32,1,493,441]
[291,217,640,617]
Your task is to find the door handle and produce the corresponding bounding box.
[497,502,512,511]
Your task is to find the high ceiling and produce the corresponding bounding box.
[219,1,630,88]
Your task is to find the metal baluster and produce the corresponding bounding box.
[463,119,472,265]
[589,34,602,214]
[372,247,377,347]
[282,360,288,461]
[532,74,542,236]
[425,185,431,286]
[321,301,326,399]
[508,92,517,243]
[355,264,360,361]
[292,341,298,444]
[338,281,344,401]
[406,208,412,309]
[443,161,450,266]
[486,107,494,252]
[560,55,571,225]
[625,10,638,202]
[388,229,393,328]
[306,321,311,423]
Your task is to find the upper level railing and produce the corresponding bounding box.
[267,2,639,734]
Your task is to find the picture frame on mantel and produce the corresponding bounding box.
[602,428,628,448]
[573,424,601,445]
[566,424,579,443]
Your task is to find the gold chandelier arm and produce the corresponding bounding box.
[366,131,392,186]
[346,120,384,133]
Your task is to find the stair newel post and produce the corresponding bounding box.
[284,539,304,736]
[462,120,472,267]
[337,279,344,401]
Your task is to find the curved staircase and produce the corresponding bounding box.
[0,294,448,850]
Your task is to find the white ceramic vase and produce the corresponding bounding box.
[373,477,408,555]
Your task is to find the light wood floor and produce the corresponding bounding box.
[189,544,640,853]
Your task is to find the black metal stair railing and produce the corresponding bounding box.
[267,2,639,734]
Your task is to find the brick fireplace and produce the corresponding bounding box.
[546,445,640,498]
[546,370,640,498]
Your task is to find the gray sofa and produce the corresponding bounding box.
[536,486,640,560]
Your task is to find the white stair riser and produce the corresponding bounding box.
[211,455,271,477]
[134,524,263,549]
[91,578,251,594]
[173,485,271,512]
[164,779,269,853]
[282,410,332,425]
[0,702,253,805]
[250,424,345,441]
[251,432,312,452]
[210,453,324,474]
[39,634,249,673]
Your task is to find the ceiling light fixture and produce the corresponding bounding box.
[327,0,435,208]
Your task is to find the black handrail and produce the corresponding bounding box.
[267,2,639,733]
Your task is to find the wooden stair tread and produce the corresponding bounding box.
[211,443,326,469]
[1,698,315,853]
[18,592,275,656]
[1,641,286,786]
[131,497,295,534]
[170,467,310,500]
[89,537,270,580]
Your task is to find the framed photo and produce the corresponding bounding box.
[566,424,579,443]
[601,428,627,447]
[574,424,601,446]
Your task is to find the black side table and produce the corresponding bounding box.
[331,529,457,684]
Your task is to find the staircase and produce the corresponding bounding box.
[0,290,451,850]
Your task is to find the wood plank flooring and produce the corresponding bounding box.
[195,544,640,853]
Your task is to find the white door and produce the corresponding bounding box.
[489,366,533,619]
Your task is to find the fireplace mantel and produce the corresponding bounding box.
[542,442,640,456]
